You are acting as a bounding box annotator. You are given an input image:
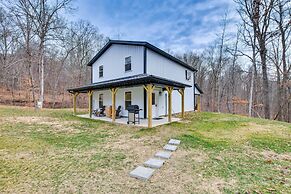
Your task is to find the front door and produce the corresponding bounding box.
[152,92,158,118]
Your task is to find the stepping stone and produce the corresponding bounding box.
[155,151,172,159]
[144,158,165,169]
[169,139,181,145]
[129,166,155,181]
[163,144,177,151]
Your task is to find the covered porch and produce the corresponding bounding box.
[67,74,191,128]
[78,114,180,127]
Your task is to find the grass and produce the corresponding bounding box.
[0,105,290,193]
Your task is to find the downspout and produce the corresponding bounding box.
[143,46,147,118]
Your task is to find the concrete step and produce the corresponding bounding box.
[169,139,181,145]
[144,158,165,169]
[154,151,172,159]
[163,144,177,151]
[129,166,155,181]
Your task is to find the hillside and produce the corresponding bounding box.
[0,105,290,193]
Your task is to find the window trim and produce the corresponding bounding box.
[99,65,104,78]
[125,91,132,109]
[99,93,104,108]
[125,56,132,72]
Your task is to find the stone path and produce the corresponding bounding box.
[144,158,165,169]
[163,144,177,151]
[129,138,181,181]
[129,166,155,181]
[155,151,172,159]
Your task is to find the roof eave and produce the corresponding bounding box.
[86,40,197,72]
[67,74,192,93]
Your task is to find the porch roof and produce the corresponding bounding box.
[67,74,192,93]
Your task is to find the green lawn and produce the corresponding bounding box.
[0,105,290,193]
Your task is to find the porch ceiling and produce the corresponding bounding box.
[67,74,191,93]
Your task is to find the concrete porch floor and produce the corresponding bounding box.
[77,114,180,127]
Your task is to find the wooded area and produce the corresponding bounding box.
[0,0,290,122]
[177,0,290,122]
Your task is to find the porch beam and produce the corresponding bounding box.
[178,88,185,118]
[165,86,174,122]
[110,88,118,122]
[143,84,155,128]
[88,90,93,118]
[73,92,80,115]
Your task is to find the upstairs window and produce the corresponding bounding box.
[125,56,131,72]
[125,91,132,109]
[185,70,191,80]
[99,94,103,108]
[99,65,103,77]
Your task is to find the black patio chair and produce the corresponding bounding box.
[93,106,105,117]
[116,106,122,118]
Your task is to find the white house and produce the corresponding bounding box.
[68,40,202,127]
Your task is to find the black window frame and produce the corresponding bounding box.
[125,91,132,109]
[99,93,103,108]
[125,56,131,72]
[99,65,103,78]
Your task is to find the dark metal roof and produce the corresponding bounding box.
[67,74,192,93]
[87,40,197,72]
[194,83,203,94]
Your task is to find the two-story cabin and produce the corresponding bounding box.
[68,40,201,127]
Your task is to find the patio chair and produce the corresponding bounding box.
[116,106,122,118]
[93,106,105,117]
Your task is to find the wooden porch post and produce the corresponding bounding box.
[165,86,174,122]
[178,88,185,118]
[88,90,93,118]
[197,95,201,112]
[110,88,118,122]
[73,92,79,115]
[143,84,155,128]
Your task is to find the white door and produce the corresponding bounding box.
[152,92,159,118]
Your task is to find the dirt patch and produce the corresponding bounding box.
[104,134,161,165]
[262,150,291,162]
[196,178,236,194]
[2,116,81,134]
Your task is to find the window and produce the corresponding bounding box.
[185,70,191,80]
[125,56,131,72]
[152,93,156,105]
[125,91,132,109]
[99,65,103,77]
[99,94,103,108]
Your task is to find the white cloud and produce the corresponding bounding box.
[70,0,240,54]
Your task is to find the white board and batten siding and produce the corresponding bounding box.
[90,43,195,118]
[91,44,145,117]
[92,44,144,83]
[92,86,145,117]
[146,49,195,114]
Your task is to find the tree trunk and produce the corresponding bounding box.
[260,45,270,119]
[275,66,282,120]
[249,66,255,117]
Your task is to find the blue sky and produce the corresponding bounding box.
[71,0,240,53]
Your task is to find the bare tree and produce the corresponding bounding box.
[18,0,72,108]
[268,0,291,121]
